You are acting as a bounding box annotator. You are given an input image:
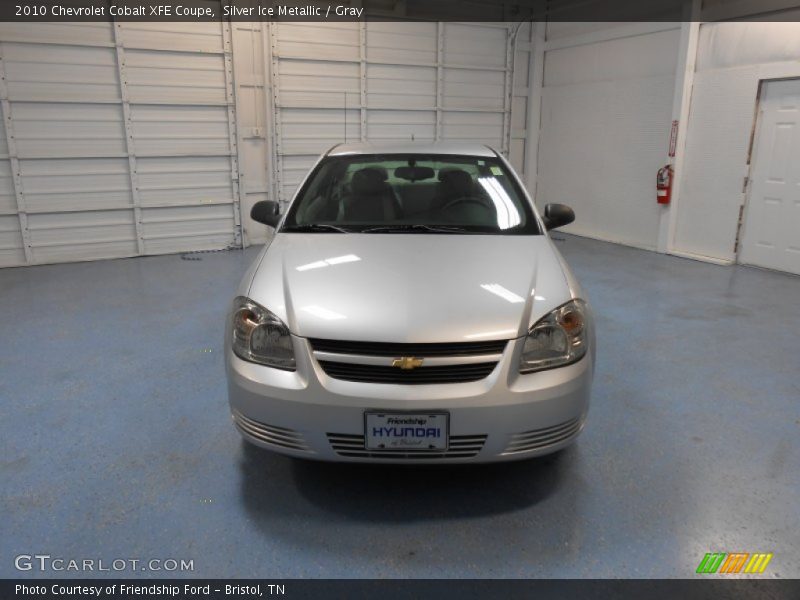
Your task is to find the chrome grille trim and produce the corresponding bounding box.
[232,411,311,452]
[327,433,487,459]
[502,417,582,455]
[318,361,497,384]
[312,351,503,366]
[308,338,508,357]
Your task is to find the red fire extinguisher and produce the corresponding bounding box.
[656,164,673,205]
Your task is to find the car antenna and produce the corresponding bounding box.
[343,92,347,143]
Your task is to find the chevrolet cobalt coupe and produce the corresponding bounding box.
[226,142,594,462]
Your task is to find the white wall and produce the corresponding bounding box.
[532,17,800,264]
[673,19,800,262]
[536,26,680,249]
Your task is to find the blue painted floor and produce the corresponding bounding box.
[1,234,798,578]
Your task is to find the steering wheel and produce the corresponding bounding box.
[440,195,494,213]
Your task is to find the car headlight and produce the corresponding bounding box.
[231,296,296,370]
[519,299,590,373]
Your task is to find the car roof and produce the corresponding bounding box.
[327,141,498,158]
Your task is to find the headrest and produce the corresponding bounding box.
[438,169,473,195]
[351,168,388,195]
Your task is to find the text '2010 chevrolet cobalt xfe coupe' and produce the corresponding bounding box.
[226,142,594,463]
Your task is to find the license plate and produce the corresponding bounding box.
[365,412,449,451]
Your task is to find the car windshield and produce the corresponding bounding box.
[281,154,541,234]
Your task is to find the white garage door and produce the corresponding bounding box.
[0,22,243,267]
[739,78,800,275]
[267,21,530,209]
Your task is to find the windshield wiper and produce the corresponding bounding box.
[281,223,351,233]
[361,224,472,234]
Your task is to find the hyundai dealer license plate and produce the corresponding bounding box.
[365,412,449,451]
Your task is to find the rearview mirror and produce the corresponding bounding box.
[543,203,575,231]
[251,200,281,228]
[395,165,435,182]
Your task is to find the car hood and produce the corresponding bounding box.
[247,233,573,343]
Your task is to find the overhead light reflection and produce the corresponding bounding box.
[478,177,521,230]
[465,328,517,339]
[300,305,346,320]
[481,283,525,304]
[296,260,327,272]
[296,254,361,272]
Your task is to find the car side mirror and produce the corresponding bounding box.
[543,203,575,231]
[251,200,281,228]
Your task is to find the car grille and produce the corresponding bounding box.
[501,417,582,455]
[310,338,507,384]
[232,410,311,453]
[317,361,497,384]
[308,338,507,357]
[327,433,487,459]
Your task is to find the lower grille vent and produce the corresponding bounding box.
[327,433,487,459]
[233,411,310,452]
[502,417,582,455]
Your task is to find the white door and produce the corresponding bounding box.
[739,79,800,275]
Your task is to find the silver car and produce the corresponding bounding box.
[226,142,594,463]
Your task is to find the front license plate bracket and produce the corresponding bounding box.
[364,412,449,451]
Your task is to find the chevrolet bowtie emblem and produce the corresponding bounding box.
[391,356,424,370]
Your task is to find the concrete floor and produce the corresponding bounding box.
[1,234,798,579]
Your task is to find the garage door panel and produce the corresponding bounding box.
[443,24,507,68]
[2,43,120,103]
[0,109,8,157]
[125,49,227,105]
[20,158,132,212]
[280,108,360,156]
[366,22,437,65]
[367,64,435,89]
[27,210,138,264]
[367,110,435,141]
[278,58,359,79]
[0,214,25,267]
[441,111,503,145]
[277,36,358,62]
[277,60,359,110]
[0,23,113,47]
[367,65,436,109]
[119,22,224,54]
[140,205,235,254]
[137,156,234,208]
[277,23,359,61]
[11,102,126,158]
[442,69,505,111]
[279,71,359,94]
[0,161,16,215]
[280,90,361,110]
[130,105,231,156]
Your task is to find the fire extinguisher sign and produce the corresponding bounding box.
[668,120,679,157]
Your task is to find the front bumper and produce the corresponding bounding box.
[226,336,593,463]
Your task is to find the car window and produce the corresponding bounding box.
[283,154,541,235]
